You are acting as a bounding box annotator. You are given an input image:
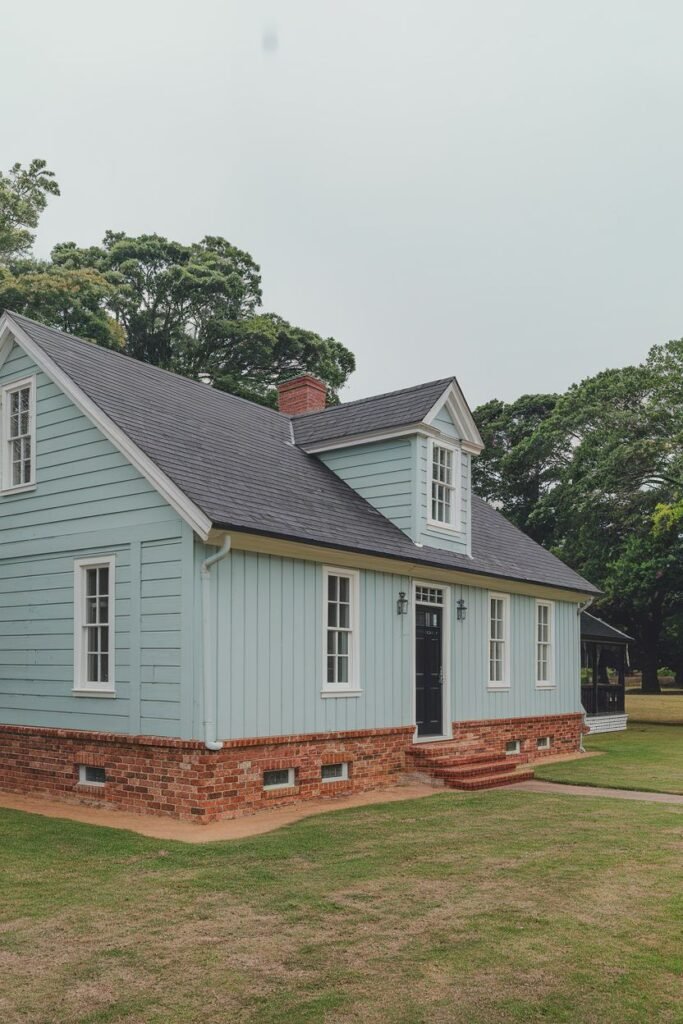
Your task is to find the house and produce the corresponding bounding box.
[0,311,599,822]
[580,611,631,733]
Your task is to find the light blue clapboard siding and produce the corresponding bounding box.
[201,547,412,740]
[0,342,187,738]
[318,438,416,538]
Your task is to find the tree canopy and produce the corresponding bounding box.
[473,345,683,692]
[0,161,355,406]
[0,159,60,263]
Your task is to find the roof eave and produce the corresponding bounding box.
[208,520,600,598]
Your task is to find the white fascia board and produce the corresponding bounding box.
[423,381,484,454]
[1,314,213,540]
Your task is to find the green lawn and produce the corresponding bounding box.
[626,693,683,725]
[535,723,683,794]
[1,791,681,1024]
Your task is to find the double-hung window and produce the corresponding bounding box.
[1,376,36,492]
[429,440,459,530]
[74,556,116,693]
[536,601,554,686]
[322,567,360,694]
[488,593,510,688]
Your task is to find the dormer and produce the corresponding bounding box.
[288,376,484,557]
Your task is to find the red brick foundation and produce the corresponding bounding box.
[0,724,414,824]
[449,712,586,762]
[0,713,584,824]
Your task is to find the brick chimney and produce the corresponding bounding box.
[277,374,327,415]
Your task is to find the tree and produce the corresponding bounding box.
[50,232,354,404]
[0,262,124,349]
[472,393,558,544]
[473,346,683,693]
[0,159,60,264]
[1,162,354,405]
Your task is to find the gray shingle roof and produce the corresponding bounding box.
[581,612,632,643]
[7,311,598,594]
[292,377,454,448]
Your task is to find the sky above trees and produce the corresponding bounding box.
[3,1,683,405]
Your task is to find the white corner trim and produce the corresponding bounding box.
[0,314,213,540]
[424,381,484,454]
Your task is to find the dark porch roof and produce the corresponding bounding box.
[581,611,632,644]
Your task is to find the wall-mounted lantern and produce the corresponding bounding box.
[396,591,409,616]
[456,598,468,621]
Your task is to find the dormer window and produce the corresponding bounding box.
[1,376,36,493]
[429,440,460,530]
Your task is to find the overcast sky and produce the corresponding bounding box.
[3,1,683,406]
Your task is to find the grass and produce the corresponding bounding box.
[535,723,683,795]
[1,791,682,1024]
[626,693,683,725]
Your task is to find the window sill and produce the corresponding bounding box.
[487,684,510,692]
[263,785,300,799]
[320,689,362,699]
[426,519,463,535]
[0,483,36,497]
[72,689,116,698]
[535,684,556,690]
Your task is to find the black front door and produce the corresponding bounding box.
[415,604,443,737]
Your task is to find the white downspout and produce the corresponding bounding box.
[576,597,595,752]
[201,536,232,751]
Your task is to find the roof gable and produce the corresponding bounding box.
[291,377,484,453]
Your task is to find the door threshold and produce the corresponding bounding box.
[412,733,452,745]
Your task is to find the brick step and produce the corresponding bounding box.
[443,769,534,791]
[407,748,515,768]
[431,759,524,781]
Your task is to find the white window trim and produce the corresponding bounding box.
[73,555,116,695]
[321,761,349,782]
[427,438,462,533]
[321,566,361,696]
[0,374,37,494]
[263,767,296,790]
[535,599,555,688]
[487,591,511,690]
[78,764,106,787]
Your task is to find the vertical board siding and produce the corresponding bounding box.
[0,342,186,738]
[207,548,581,741]
[451,587,582,721]
[210,548,411,740]
[319,439,415,538]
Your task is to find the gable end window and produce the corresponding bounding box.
[1,376,36,493]
[322,567,360,694]
[74,556,116,694]
[536,601,555,686]
[428,440,460,530]
[488,593,510,688]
